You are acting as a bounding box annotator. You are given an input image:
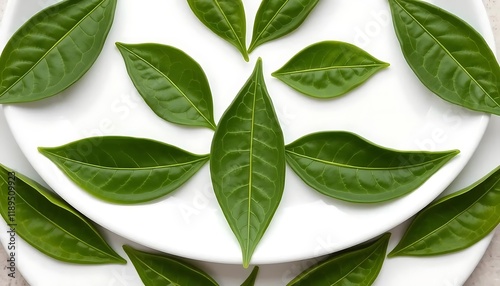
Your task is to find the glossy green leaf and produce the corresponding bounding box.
[248,0,319,53]
[389,165,500,257]
[0,0,117,103]
[187,0,248,61]
[272,41,389,98]
[116,43,216,130]
[288,233,390,286]
[123,245,219,286]
[285,132,459,203]
[210,59,286,267]
[0,164,125,264]
[241,266,259,286]
[38,136,209,204]
[388,0,500,115]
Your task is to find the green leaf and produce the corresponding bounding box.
[0,164,125,264]
[388,0,500,115]
[248,0,319,53]
[285,132,459,203]
[38,136,209,204]
[389,165,500,257]
[287,233,390,286]
[0,0,117,103]
[241,266,259,286]
[272,41,389,98]
[210,59,286,267]
[187,0,249,61]
[116,43,216,130]
[123,245,219,286]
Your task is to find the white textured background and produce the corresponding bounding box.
[0,0,499,285]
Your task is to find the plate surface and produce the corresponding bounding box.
[0,0,493,264]
[1,107,499,285]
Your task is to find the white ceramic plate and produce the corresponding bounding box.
[0,0,494,264]
[1,108,499,285]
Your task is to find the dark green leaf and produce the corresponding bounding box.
[288,233,390,286]
[123,245,219,286]
[210,59,286,267]
[388,0,500,115]
[389,165,500,257]
[285,132,459,203]
[116,43,216,130]
[187,0,249,61]
[0,0,117,103]
[38,136,209,204]
[0,164,125,264]
[241,266,259,286]
[248,0,319,53]
[272,41,389,98]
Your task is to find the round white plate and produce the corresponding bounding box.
[1,108,499,285]
[0,0,493,264]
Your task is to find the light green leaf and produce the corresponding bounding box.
[273,41,389,98]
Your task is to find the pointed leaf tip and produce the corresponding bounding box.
[211,54,285,267]
[285,131,459,202]
[116,42,217,129]
[273,41,390,98]
[388,165,500,257]
[0,164,126,264]
[39,136,210,203]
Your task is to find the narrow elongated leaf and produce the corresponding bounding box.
[38,136,209,204]
[0,164,125,264]
[187,0,249,61]
[123,245,219,286]
[389,165,500,257]
[248,0,319,53]
[388,0,500,115]
[241,267,259,286]
[285,132,459,203]
[273,41,389,98]
[116,43,216,130]
[210,59,286,267]
[0,0,117,103]
[288,233,390,286]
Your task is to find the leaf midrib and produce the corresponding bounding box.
[251,0,290,48]
[245,69,259,263]
[274,63,387,76]
[213,0,246,55]
[133,254,177,285]
[329,244,381,285]
[44,151,209,171]
[0,0,108,98]
[131,253,217,285]
[393,178,500,255]
[291,240,383,285]
[285,149,451,170]
[393,0,499,108]
[16,189,117,261]
[118,44,216,129]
